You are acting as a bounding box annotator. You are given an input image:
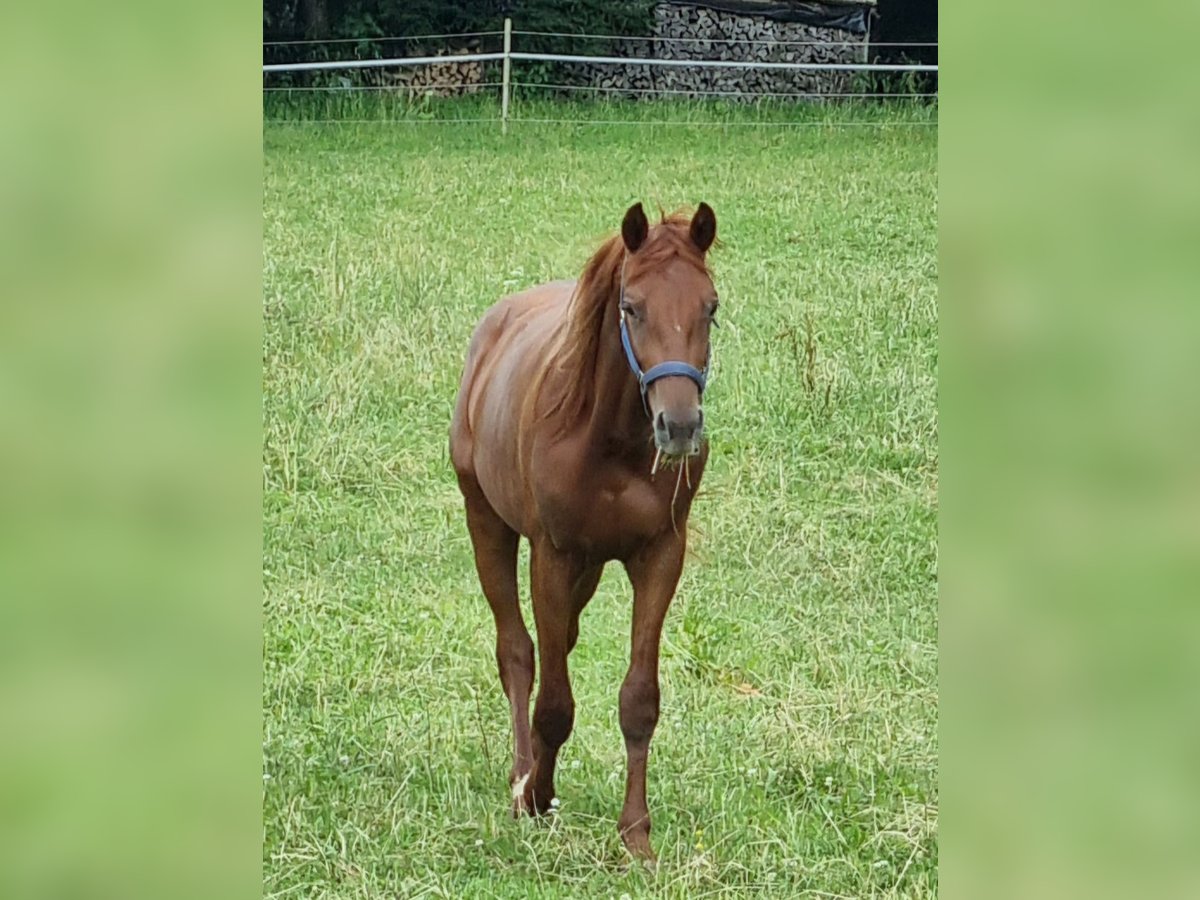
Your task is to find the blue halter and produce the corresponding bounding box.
[618,262,711,417]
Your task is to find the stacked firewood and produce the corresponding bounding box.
[578,4,867,99]
[365,3,866,100]
[383,48,486,97]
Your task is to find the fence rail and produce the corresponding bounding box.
[262,19,938,128]
[262,52,506,74]
[263,31,504,47]
[508,52,934,72]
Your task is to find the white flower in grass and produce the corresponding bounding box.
[549,797,560,810]
[474,839,483,847]
[339,755,350,766]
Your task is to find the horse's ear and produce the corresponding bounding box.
[622,202,649,253]
[690,202,717,253]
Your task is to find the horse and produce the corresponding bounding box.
[449,202,719,860]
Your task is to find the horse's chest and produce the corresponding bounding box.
[539,467,690,558]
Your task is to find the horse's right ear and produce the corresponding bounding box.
[622,203,649,253]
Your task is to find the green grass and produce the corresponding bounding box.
[263,90,939,127]
[263,102,937,898]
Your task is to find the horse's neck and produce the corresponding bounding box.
[581,299,652,454]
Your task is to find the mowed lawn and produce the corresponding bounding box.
[263,109,938,898]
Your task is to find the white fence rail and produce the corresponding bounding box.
[262,18,938,128]
[262,53,506,74]
[508,52,934,72]
[262,51,933,76]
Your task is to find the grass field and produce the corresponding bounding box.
[263,102,938,898]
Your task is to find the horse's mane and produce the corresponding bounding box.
[535,211,711,426]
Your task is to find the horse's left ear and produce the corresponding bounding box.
[690,202,717,253]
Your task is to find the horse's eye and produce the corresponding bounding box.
[620,302,640,320]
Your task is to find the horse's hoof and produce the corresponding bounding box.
[513,770,562,817]
[620,828,656,864]
[526,790,556,816]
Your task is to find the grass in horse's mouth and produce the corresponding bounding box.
[650,447,694,478]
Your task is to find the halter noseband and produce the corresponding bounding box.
[618,258,711,417]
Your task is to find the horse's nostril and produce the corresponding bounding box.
[654,410,704,448]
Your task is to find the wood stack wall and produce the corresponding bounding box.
[375,3,870,100]
[574,3,868,100]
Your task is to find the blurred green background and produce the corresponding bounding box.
[0,2,261,899]
[942,2,1200,898]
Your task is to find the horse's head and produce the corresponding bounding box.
[618,201,718,458]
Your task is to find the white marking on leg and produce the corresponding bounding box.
[512,772,530,800]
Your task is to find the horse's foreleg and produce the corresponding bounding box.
[460,478,533,803]
[618,533,686,861]
[567,565,604,654]
[523,540,589,815]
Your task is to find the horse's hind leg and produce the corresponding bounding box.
[459,476,534,805]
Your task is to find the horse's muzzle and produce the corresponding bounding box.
[653,407,704,457]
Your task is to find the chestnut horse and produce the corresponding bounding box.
[449,202,719,859]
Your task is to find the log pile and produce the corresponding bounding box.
[365,3,867,101]
[383,48,486,97]
[579,3,867,100]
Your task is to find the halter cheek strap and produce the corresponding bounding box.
[618,257,711,417]
[619,312,708,393]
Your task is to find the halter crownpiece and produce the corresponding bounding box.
[618,256,711,415]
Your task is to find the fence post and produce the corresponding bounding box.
[501,17,512,134]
